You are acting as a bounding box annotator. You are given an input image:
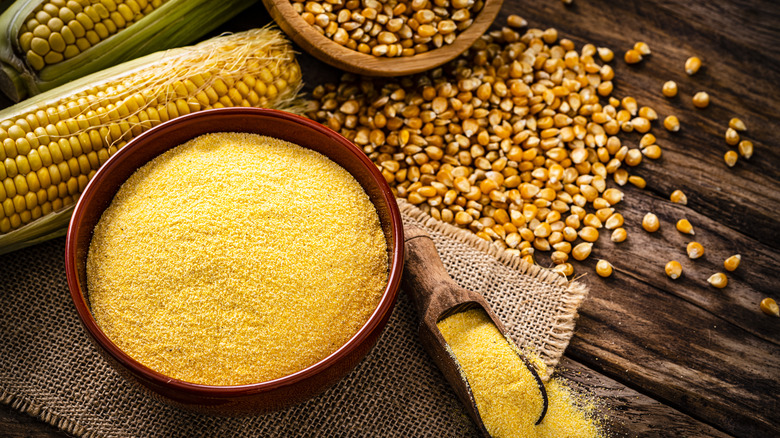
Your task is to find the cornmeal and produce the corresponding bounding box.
[437,309,602,437]
[87,132,388,386]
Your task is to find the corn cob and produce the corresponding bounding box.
[0,0,257,101]
[0,27,302,255]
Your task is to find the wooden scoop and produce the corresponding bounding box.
[402,224,548,435]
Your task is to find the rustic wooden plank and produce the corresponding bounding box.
[0,403,69,437]
[567,265,779,437]
[555,357,732,437]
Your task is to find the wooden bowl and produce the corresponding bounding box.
[64,108,405,414]
[262,0,503,76]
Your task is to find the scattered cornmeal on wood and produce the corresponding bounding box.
[437,309,603,437]
[87,133,389,386]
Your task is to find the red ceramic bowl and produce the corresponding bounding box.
[65,108,404,414]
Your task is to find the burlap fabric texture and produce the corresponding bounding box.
[0,200,588,437]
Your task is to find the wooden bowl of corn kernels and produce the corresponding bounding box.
[262,0,503,76]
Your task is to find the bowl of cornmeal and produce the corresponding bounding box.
[65,108,404,413]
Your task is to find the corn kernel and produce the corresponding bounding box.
[676,218,694,235]
[571,242,593,261]
[628,175,646,189]
[725,127,739,146]
[729,117,747,131]
[686,241,704,259]
[633,42,651,55]
[738,140,753,159]
[596,259,613,277]
[724,150,738,167]
[624,49,642,64]
[665,261,682,279]
[597,47,614,62]
[610,227,627,243]
[670,189,687,205]
[685,56,701,75]
[662,81,677,97]
[642,212,659,232]
[663,115,680,132]
[723,254,741,271]
[553,262,574,277]
[692,91,710,108]
[760,298,779,317]
[707,272,727,288]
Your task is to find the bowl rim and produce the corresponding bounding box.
[261,0,504,77]
[65,107,405,397]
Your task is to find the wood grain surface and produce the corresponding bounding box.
[1,0,778,437]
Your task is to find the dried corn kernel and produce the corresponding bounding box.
[724,150,738,167]
[676,218,694,235]
[724,254,741,271]
[628,175,646,189]
[642,213,659,232]
[610,227,627,243]
[624,49,642,64]
[596,259,613,277]
[725,127,740,146]
[572,242,593,261]
[692,92,710,108]
[685,56,701,75]
[633,42,651,55]
[507,15,527,29]
[729,118,747,131]
[738,140,753,159]
[760,298,779,317]
[670,189,687,205]
[662,81,678,97]
[663,115,680,132]
[553,262,574,277]
[597,47,614,62]
[707,272,727,288]
[686,241,704,259]
[665,261,682,279]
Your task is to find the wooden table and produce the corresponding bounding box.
[2,0,778,436]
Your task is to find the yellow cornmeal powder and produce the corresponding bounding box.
[87,132,388,386]
[437,309,602,438]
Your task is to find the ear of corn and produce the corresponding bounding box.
[0,0,257,101]
[0,27,303,255]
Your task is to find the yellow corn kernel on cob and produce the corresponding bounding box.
[0,0,256,101]
[0,28,302,255]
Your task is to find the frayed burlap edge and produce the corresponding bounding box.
[1,389,97,438]
[397,199,589,378]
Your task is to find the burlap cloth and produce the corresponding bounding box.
[0,200,588,437]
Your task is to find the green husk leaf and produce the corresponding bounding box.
[0,0,258,101]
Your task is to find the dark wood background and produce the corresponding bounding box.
[2,0,778,436]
